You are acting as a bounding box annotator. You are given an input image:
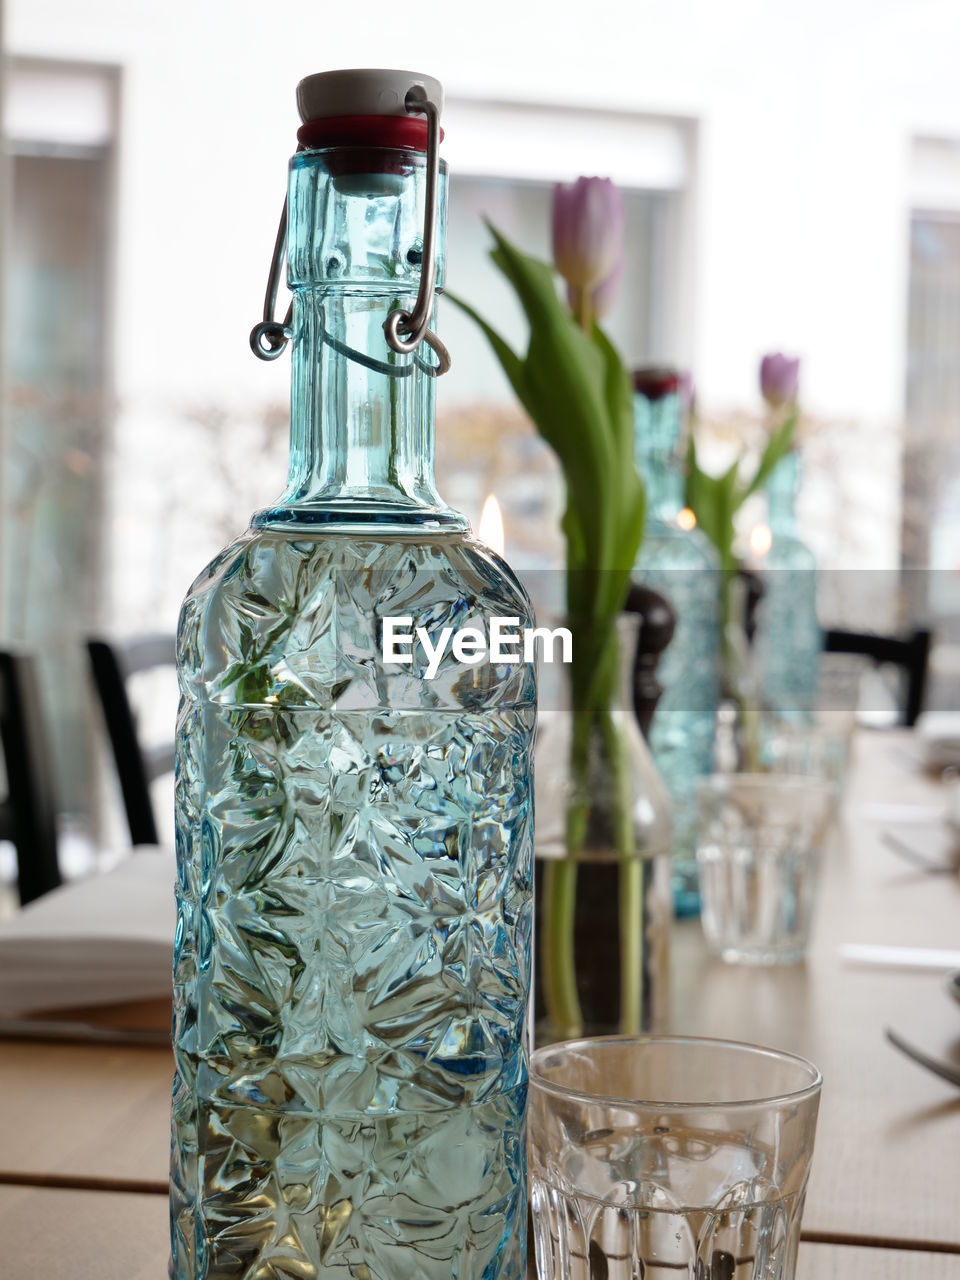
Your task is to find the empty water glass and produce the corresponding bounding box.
[696,774,834,964]
[763,722,851,808]
[529,1035,822,1280]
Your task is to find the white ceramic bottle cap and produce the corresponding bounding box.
[296,69,444,123]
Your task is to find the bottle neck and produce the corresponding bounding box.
[278,290,450,522]
[768,450,800,536]
[259,142,462,530]
[642,457,685,522]
[634,390,685,522]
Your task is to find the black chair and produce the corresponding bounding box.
[87,635,176,847]
[824,627,932,727]
[0,651,61,905]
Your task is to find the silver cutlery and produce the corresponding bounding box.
[885,1027,960,1088]
[881,830,958,875]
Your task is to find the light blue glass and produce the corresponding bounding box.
[170,142,534,1279]
[754,451,822,725]
[632,376,721,917]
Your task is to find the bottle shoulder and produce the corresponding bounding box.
[177,526,536,709]
[636,521,722,572]
[180,525,534,611]
[764,534,817,572]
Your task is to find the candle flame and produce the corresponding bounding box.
[750,522,773,557]
[478,493,505,557]
[677,506,697,531]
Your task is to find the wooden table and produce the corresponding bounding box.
[672,731,960,1252]
[0,1041,170,1193]
[1,730,958,1275]
[1,1186,958,1278]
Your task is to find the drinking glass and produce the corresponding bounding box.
[763,721,851,807]
[696,775,834,964]
[529,1035,822,1280]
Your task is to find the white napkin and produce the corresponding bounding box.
[839,944,960,971]
[0,851,176,1015]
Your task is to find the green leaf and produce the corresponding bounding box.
[590,321,645,613]
[451,223,648,704]
[591,322,638,504]
[563,314,644,624]
[483,227,624,576]
[448,278,613,575]
[685,444,740,573]
[445,292,532,419]
[740,410,798,502]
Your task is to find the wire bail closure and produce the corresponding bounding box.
[249,191,294,361]
[249,86,450,374]
[381,86,449,374]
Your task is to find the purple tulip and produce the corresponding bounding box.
[552,177,625,292]
[568,252,624,320]
[589,253,624,319]
[759,352,801,407]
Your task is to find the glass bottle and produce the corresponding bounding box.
[631,369,721,917]
[170,70,534,1280]
[754,449,821,726]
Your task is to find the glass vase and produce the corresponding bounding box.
[533,614,672,1044]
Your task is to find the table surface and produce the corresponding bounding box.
[1,729,959,1275]
[671,731,960,1251]
[2,1186,959,1280]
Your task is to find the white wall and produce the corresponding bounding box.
[8,0,960,595]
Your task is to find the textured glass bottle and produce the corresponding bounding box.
[631,371,721,916]
[170,76,534,1280]
[754,450,821,725]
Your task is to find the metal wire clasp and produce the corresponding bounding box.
[249,191,294,361]
[381,86,450,375]
[249,88,450,374]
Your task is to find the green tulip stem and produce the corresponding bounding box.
[598,696,642,1035]
[541,858,580,1039]
[540,699,591,1039]
[618,858,644,1034]
[574,287,593,336]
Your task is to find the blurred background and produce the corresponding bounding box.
[2,0,960,867]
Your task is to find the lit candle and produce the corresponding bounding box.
[477,493,506,557]
[749,522,773,557]
[677,506,697,532]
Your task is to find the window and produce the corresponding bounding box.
[904,137,960,702]
[436,100,694,567]
[3,60,118,846]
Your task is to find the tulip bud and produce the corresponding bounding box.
[588,253,624,320]
[567,252,624,321]
[552,177,625,292]
[759,352,800,408]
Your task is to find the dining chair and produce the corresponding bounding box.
[87,635,176,847]
[823,627,932,727]
[0,650,62,905]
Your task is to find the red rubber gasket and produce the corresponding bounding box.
[633,368,680,400]
[297,114,444,153]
